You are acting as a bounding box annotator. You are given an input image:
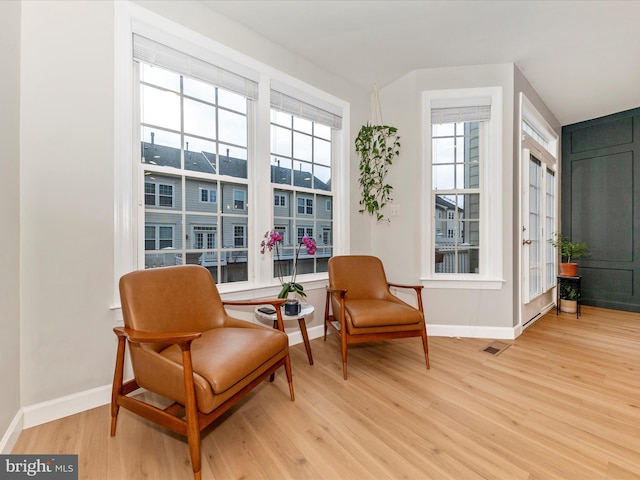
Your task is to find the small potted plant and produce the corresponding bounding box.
[549,232,590,277]
[559,283,579,314]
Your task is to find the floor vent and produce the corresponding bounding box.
[481,341,511,356]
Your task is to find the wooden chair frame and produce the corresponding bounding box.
[110,299,294,480]
[324,283,429,379]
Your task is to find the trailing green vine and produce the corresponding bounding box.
[355,124,401,222]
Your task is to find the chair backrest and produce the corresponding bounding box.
[328,255,391,300]
[119,265,227,350]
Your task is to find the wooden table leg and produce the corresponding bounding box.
[269,319,278,381]
[297,318,314,365]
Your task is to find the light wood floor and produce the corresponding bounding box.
[13,306,640,480]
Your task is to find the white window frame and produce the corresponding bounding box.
[199,187,217,204]
[274,193,286,207]
[193,225,216,249]
[421,87,504,289]
[113,2,349,303]
[145,181,174,207]
[297,197,313,215]
[145,224,174,250]
[297,227,314,244]
[233,224,247,247]
[233,189,246,211]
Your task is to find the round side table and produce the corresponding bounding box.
[255,303,314,365]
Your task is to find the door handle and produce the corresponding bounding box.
[523,239,532,245]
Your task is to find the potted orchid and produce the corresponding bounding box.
[260,230,317,298]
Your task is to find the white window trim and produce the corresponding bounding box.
[274,193,286,207]
[199,187,217,204]
[232,188,246,210]
[421,87,504,289]
[113,1,349,307]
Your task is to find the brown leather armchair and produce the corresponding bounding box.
[110,265,294,480]
[324,255,429,379]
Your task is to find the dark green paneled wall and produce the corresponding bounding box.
[562,108,640,312]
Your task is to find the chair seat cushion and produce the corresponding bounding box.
[160,326,288,395]
[345,299,423,330]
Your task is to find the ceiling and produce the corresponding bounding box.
[200,0,640,126]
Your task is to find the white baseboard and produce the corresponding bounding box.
[287,323,325,345]
[305,321,517,341]
[22,384,112,429]
[0,410,24,454]
[426,324,517,340]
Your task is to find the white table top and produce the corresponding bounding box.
[254,303,314,321]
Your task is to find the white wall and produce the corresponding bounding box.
[20,0,117,405]
[0,0,22,439]
[376,64,516,330]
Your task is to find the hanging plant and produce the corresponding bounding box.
[355,123,401,222]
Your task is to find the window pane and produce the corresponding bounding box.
[141,64,180,92]
[221,182,248,215]
[433,164,455,190]
[272,125,292,156]
[218,89,247,113]
[314,123,331,140]
[274,189,293,217]
[432,123,454,136]
[218,109,247,147]
[314,164,331,191]
[271,156,292,185]
[294,161,313,188]
[186,178,217,211]
[293,116,312,134]
[219,144,247,179]
[270,110,291,127]
[313,137,331,166]
[184,98,216,139]
[461,194,480,220]
[432,137,455,164]
[141,85,180,131]
[293,131,312,161]
[184,136,217,174]
[183,77,216,103]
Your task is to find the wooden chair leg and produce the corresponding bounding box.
[421,329,430,369]
[341,336,348,380]
[181,344,202,480]
[324,290,330,341]
[110,331,127,437]
[284,354,295,401]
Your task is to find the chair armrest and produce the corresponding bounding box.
[223,298,288,332]
[115,326,202,345]
[326,288,347,299]
[387,283,424,313]
[388,282,423,291]
[223,298,286,308]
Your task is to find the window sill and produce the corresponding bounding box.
[420,277,505,290]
